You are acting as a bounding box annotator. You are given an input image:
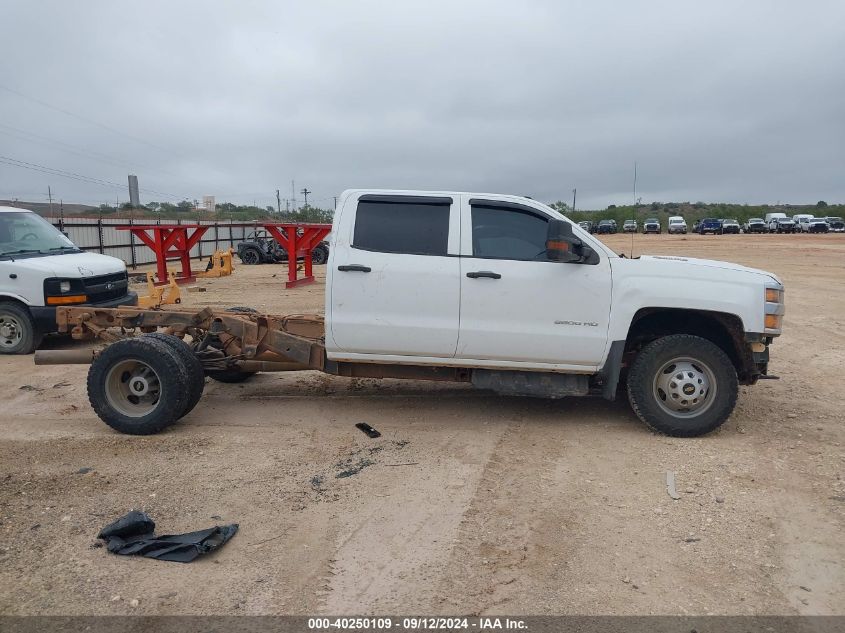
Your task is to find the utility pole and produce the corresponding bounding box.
[276,189,281,214]
[48,186,53,216]
[291,180,296,212]
[572,188,576,213]
[301,188,311,207]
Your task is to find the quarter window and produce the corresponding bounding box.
[471,205,549,260]
[353,199,450,256]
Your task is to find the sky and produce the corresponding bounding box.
[1,0,843,210]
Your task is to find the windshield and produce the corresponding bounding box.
[749,218,764,222]
[724,219,738,224]
[669,219,683,224]
[645,218,658,223]
[0,212,78,257]
[827,217,843,222]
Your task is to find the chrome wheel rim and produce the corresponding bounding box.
[652,356,717,418]
[105,359,162,417]
[0,314,23,348]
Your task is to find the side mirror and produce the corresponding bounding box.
[546,219,600,265]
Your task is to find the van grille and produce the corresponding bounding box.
[82,271,129,303]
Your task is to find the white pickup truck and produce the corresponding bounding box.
[39,190,784,438]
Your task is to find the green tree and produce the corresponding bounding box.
[817,200,828,208]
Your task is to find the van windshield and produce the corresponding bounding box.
[0,212,79,257]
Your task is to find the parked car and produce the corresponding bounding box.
[622,220,638,233]
[667,216,687,234]
[578,220,594,234]
[772,218,797,234]
[698,218,723,235]
[792,214,814,232]
[0,206,138,354]
[47,188,785,439]
[765,212,794,233]
[237,229,329,265]
[596,219,617,234]
[721,219,741,234]
[642,218,661,234]
[825,216,844,233]
[743,218,767,233]
[804,217,829,233]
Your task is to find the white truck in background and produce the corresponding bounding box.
[39,190,785,438]
[0,206,137,353]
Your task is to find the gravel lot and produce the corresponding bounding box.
[0,233,843,616]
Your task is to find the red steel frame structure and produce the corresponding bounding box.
[117,223,331,288]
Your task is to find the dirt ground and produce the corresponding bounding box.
[0,233,843,616]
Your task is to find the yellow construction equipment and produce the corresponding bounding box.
[137,270,181,308]
[196,249,235,278]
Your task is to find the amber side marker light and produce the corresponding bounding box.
[765,314,783,329]
[46,295,87,305]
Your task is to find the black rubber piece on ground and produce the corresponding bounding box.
[355,423,381,438]
[141,333,205,419]
[87,337,191,435]
[626,334,738,437]
[0,301,42,354]
[206,368,257,384]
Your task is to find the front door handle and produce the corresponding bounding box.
[466,271,501,279]
[337,264,371,273]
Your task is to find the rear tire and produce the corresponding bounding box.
[87,337,191,435]
[311,244,329,265]
[0,302,42,354]
[140,333,205,418]
[626,334,738,437]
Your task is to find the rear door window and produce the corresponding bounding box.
[353,197,451,256]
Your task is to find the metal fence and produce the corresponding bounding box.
[48,217,258,269]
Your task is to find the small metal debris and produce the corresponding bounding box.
[666,471,681,500]
[683,537,701,543]
[76,467,93,474]
[355,422,381,438]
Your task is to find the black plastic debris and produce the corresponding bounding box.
[355,422,381,438]
[98,511,238,563]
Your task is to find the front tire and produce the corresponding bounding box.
[626,334,738,437]
[0,302,42,354]
[239,247,262,265]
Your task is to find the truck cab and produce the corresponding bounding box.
[0,206,137,353]
[667,216,687,234]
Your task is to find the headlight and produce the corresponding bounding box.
[59,280,71,293]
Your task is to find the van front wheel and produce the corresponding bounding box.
[0,302,41,354]
[627,334,738,437]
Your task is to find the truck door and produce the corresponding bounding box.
[456,197,612,368]
[327,194,461,358]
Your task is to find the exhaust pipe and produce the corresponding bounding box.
[34,348,97,365]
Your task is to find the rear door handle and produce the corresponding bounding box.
[337,264,371,273]
[466,271,501,279]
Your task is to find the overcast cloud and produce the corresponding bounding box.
[1,0,844,210]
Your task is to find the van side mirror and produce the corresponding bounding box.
[546,219,599,264]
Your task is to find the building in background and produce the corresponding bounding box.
[128,174,140,208]
[202,195,216,213]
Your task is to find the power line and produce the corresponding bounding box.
[0,154,186,200]
[0,84,184,158]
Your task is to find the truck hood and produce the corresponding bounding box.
[7,252,127,278]
[637,255,782,284]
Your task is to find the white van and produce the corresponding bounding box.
[0,206,137,353]
[667,216,687,234]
